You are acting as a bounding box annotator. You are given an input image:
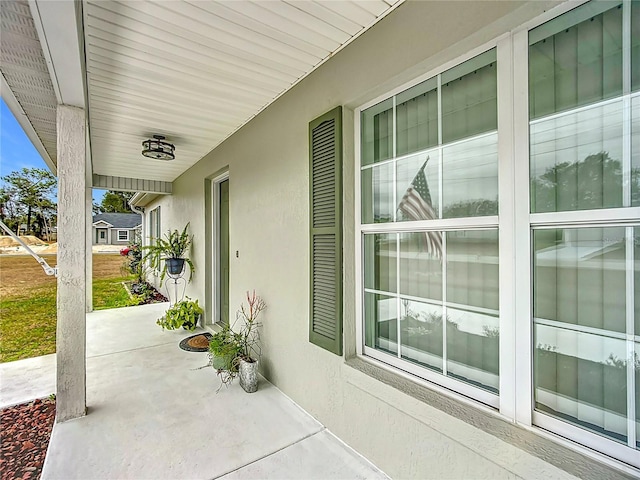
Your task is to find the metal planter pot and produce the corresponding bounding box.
[165,257,185,275]
[238,358,258,393]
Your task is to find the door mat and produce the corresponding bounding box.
[179,333,213,352]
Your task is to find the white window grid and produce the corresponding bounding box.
[359,47,501,407]
[117,230,129,242]
[355,0,640,469]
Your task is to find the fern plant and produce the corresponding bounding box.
[142,223,194,284]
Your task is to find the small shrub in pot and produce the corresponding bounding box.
[156,297,203,331]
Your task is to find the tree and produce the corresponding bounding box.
[95,190,134,213]
[1,168,56,236]
[531,151,640,212]
[0,186,22,231]
[33,197,57,240]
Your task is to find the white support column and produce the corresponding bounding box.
[56,105,87,422]
[86,130,93,313]
[85,185,93,313]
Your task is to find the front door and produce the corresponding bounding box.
[219,179,229,324]
[97,229,107,244]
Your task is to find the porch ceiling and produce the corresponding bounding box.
[83,0,402,183]
[1,0,402,183]
[0,0,58,173]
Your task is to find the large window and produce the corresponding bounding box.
[529,0,639,460]
[357,0,639,468]
[360,50,500,404]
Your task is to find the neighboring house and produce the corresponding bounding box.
[2,0,639,478]
[92,213,141,246]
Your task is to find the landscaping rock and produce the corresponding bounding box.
[0,398,55,480]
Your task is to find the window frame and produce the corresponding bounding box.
[354,0,639,469]
[117,229,129,242]
[147,206,161,273]
[517,0,639,467]
[355,36,511,411]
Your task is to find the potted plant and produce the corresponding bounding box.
[207,291,266,393]
[142,223,194,285]
[208,323,241,370]
[156,297,203,331]
[234,291,266,393]
[207,324,242,392]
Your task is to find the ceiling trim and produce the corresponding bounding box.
[1,71,56,175]
[129,191,161,208]
[92,174,172,194]
[28,0,84,108]
[27,0,62,104]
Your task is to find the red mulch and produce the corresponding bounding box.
[0,398,56,480]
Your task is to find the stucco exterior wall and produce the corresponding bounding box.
[141,2,608,478]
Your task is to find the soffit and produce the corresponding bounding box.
[84,0,402,183]
[0,0,58,170]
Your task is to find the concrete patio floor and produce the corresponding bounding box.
[1,303,387,480]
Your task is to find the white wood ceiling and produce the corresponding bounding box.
[84,0,401,183]
[0,0,58,168]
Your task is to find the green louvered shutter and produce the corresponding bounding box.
[309,106,343,355]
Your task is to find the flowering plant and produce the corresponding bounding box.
[234,290,266,362]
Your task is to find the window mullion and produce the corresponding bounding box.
[623,0,631,95]
[437,74,443,219]
[623,96,632,207]
[625,226,636,448]
[396,232,401,359]
[392,95,398,222]
[531,207,640,227]
[623,0,632,208]
[360,216,499,233]
[441,232,448,376]
[497,35,516,420]
[512,28,533,427]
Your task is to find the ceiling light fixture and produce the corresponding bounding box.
[142,135,175,161]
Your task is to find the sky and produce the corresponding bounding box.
[1,98,105,204]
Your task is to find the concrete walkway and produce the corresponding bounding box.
[0,353,56,407]
[0,303,387,480]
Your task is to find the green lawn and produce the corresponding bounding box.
[93,277,137,310]
[0,254,137,363]
[0,286,57,363]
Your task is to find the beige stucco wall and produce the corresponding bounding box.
[142,2,594,478]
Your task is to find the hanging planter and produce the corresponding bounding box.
[165,257,185,275]
[141,223,194,286]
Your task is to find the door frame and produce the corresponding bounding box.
[205,170,229,326]
[97,228,108,244]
